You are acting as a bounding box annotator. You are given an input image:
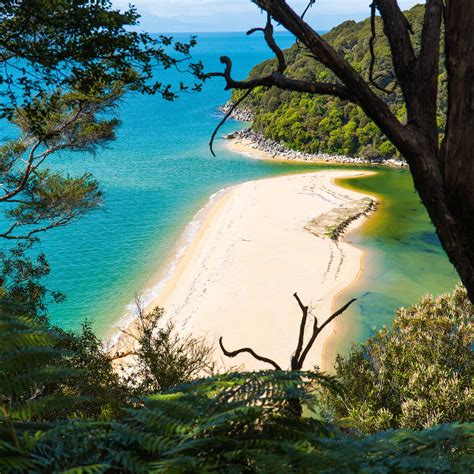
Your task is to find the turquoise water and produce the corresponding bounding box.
[2,32,327,334]
[0,33,457,349]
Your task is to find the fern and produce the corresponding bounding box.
[14,372,473,473]
[0,303,81,424]
[1,304,472,472]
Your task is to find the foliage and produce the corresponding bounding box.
[321,285,473,433]
[56,320,133,420]
[0,301,82,424]
[0,300,217,422]
[0,241,64,318]
[0,0,204,118]
[116,305,216,393]
[1,301,473,472]
[232,5,444,159]
[0,85,120,239]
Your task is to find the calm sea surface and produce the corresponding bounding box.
[0,33,457,350]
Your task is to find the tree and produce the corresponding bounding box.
[211,1,474,302]
[0,240,64,318]
[0,1,203,240]
[320,285,473,433]
[219,292,356,372]
[112,304,215,393]
[0,0,204,117]
[0,85,120,239]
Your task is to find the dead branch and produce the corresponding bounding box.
[291,292,310,370]
[219,336,282,370]
[209,87,254,156]
[296,297,357,369]
[219,293,356,371]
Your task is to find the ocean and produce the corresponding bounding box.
[0,33,457,349]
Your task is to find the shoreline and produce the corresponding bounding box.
[226,128,408,168]
[112,170,377,372]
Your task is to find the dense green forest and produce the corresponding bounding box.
[232,4,446,159]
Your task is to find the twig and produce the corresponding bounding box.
[209,88,255,156]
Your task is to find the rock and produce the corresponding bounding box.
[305,197,377,240]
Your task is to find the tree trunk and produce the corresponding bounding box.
[439,0,474,299]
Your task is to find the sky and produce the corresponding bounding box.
[113,0,421,33]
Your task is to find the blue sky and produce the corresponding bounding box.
[113,1,421,33]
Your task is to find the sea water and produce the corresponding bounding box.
[0,33,457,352]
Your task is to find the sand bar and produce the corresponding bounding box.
[113,169,375,372]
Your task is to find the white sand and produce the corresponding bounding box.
[113,168,374,372]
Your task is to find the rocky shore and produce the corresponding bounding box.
[225,128,408,168]
[220,101,408,168]
[219,102,253,122]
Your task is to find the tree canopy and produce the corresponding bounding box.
[320,285,473,433]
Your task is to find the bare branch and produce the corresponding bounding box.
[219,336,282,370]
[209,87,255,156]
[301,0,317,20]
[109,350,137,361]
[247,14,286,73]
[297,298,357,369]
[368,2,398,94]
[292,292,309,370]
[209,51,351,156]
[317,298,357,336]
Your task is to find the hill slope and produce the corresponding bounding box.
[231,4,445,159]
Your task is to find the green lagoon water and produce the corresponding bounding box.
[327,169,458,364]
[0,33,457,352]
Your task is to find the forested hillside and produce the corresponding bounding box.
[232,4,446,159]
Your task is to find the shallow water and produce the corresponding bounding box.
[327,170,458,365]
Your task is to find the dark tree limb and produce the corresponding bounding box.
[219,336,282,370]
[210,56,352,100]
[412,0,443,140]
[368,2,398,95]
[291,292,310,370]
[301,0,317,20]
[248,14,286,73]
[219,293,356,371]
[296,298,357,370]
[209,87,255,156]
[374,0,416,94]
[109,351,137,361]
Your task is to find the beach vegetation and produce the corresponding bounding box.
[113,305,216,394]
[320,285,473,433]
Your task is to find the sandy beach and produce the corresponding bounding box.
[113,167,375,372]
